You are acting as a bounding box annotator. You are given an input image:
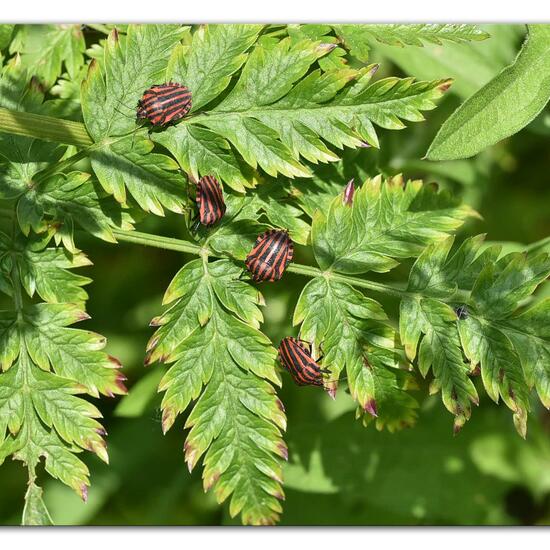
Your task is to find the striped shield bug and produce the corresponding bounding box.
[191,175,226,232]
[136,82,192,127]
[245,229,294,282]
[278,337,330,387]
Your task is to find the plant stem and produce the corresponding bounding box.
[112,228,410,298]
[112,229,202,256]
[0,108,93,148]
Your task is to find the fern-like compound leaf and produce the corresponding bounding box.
[148,258,286,525]
[401,235,550,435]
[311,174,475,275]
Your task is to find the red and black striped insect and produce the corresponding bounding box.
[245,229,293,282]
[136,82,192,127]
[278,337,330,387]
[191,175,226,231]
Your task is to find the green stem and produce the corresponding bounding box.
[112,228,410,298]
[112,229,202,256]
[0,107,93,148]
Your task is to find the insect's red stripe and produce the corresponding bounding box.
[157,96,192,115]
[255,232,285,279]
[283,339,318,384]
[247,232,273,263]
[141,88,191,107]
[162,109,186,125]
[198,177,223,225]
[256,232,288,281]
[271,235,292,279]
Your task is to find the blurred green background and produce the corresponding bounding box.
[1,23,550,525]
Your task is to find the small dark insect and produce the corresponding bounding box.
[192,175,226,231]
[245,229,294,282]
[136,82,192,127]
[278,337,330,387]
[455,305,469,320]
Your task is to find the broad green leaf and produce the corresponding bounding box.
[427,25,550,160]
[9,25,86,88]
[149,258,286,525]
[311,174,475,275]
[334,24,489,62]
[294,276,417,428]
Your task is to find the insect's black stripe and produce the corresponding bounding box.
[271,235,292,279]
[256,232,288,281]
[156,96,192,115]
[262,231,285,265]
[161,104,191,124]
[247,233,273,264]
[283,339,319,384]
[281,339,304,380]
[199,178,222,225]
[290,339,325,384]
[141,88,191,108]
[246,230,290,281]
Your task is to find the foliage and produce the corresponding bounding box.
[0,22,550,527]
[427,25,550,160]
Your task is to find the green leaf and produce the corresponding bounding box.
[400,235,550,435]
[0,301,125,501]
[335,24,489,62]
[0,168,134,249]
[459,317,530,438]
[400,295,478,432]
[311,174,475,275]
[88,135,188,215]
[169,24,263,112]
[372,25,522,99]
[149,258,286,525]
[293,276,417,428]
[0,25,15,50]
[0,231,92,307]
[81,24,187,140]
[427,24,550,160]
[22,482,54,525]
[0,55,66,163]
[81,25,189,214]
[234,180,311,245]
[10,25,86,88]
[501,299,550,409]
[202,195,267,260]
[155,29,451,188]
